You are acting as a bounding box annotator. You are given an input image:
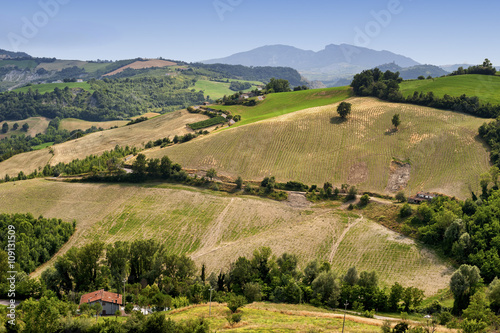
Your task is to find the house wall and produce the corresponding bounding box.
[88,300,120,315]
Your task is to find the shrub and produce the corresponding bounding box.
[226,313,242,326]
[399,203,413,218]
[227,295,247,313]
[395,191,407,202]
[124,303,134,314]
[359,194,370,206]
[346,186,357,201]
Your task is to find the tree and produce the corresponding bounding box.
[462,290,493,326]
[311,271,341,307]
[227,294,247,313]
[344,266,359,286]
[488,277,500,313]
[392,114,401,130]
[22,123,29,132]
[132,154,147,176]
[450,264,482,314]
[1,122,8,134]
[206,168,217,181]
[337,102,352,119]
[399,203,413,218]
[12,123,19,130]
[265,78,291,93]
[359,194,370,206]
[395,191,406,202]
[235,176,243,189]
[346,186,357,201]
[124,303,134,314]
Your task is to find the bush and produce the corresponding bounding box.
[359,194,370,206]
[395,191,407,202]
[399,203,413,218]
[227,295,247,313]
[227,312,243,326]
[346,186,357,201]
[124,303,134,314]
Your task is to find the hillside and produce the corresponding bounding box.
[0,109,207,178]
[144,97,490,199]
[103,59,177,76]
[214,86,352,127]
[375,63,449,80]
[400,74,500,105]
[0,179,453,295]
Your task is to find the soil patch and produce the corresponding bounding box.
[347,162,368,184]
[386,161,411,192]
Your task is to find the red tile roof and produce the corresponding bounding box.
[80,289,122,305]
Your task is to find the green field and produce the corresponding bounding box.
[0,179,452,295]
[214,86,352,127]
[400,74,500,105]
[32,142,54,150]
[146,97,490,199]
[189,116,227,130]
[14,81,93,94]
[193,79,259,99]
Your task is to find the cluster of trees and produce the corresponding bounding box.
[351,68,500,118]
[229,81,251,91]
[0,76,205,122]
[265,77,291,93]
[0,213,74,273]
[242,176,288,201]
[1,121,28,134]
[399,173,500,284]
[451,59,497,76]
[479,119,500,167]
[1,145,135,182]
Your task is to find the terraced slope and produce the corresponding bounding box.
[145,97,490,199]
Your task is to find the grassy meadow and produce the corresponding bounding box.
[14,81,93,94]
[145,97,490,199]
[0,179,452,295]
[400,74,500,105]
[216,86,353,127]
[193,79,259,100]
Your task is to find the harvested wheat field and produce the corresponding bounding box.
[0,179,452,295]
[0,110,208,178]
[103,59,176,76]
[0,117,50,139]
[145,97,491,199]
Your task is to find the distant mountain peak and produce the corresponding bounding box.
[202,44,420,79]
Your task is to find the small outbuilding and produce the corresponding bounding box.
[80,290,122,315]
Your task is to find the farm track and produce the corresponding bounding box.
[328,217,362,263]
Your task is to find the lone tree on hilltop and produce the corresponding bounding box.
[337,102,352,119]
[392,114,401,130]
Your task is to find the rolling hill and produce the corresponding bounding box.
[144,97,490,199]
[0,109,207,178]
[0,179,453,295]
[400,74,500,105]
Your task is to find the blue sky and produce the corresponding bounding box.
[1,0,499,66]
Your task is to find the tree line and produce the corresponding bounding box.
[351,66,500,119]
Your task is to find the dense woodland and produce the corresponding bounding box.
[0,76,205,122]
[0,213,74,273]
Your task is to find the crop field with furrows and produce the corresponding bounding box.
[331,216,453,295]
[0,116,50,139]
[0,179,452,294]
[0,109,208,178]
[145,97,490,199]
[400,74,500,105]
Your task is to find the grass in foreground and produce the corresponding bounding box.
[400,74,500,105]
